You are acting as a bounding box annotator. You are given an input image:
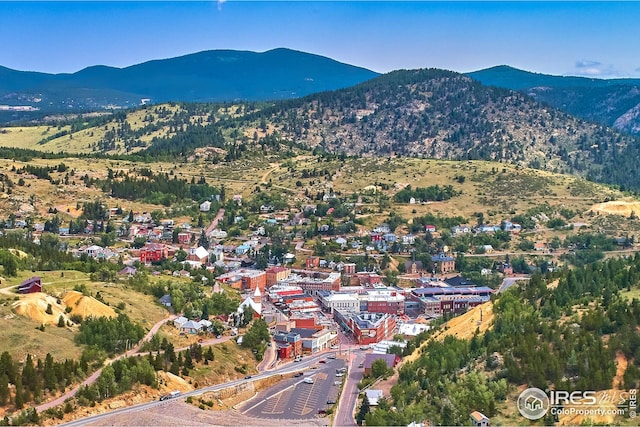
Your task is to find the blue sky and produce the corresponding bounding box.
[1,1,639,78]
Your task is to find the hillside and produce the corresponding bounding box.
[3,68,640,190]
[0,48,378,121]
[241,68,640,189]
[468,65,640,134]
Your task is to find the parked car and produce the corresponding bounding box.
[327,399,336,405]
[293,372,304,377]
[319,359,326,364]
[335,373,344,377]
[303,377,314,384]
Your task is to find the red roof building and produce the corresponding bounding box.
[18,276,42,294]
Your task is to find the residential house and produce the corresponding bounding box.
[85,245,105,259]
[470,411,491,427]
[373,224,391,234]
[431,252,456,274]
[159,294,172,307]
[365,390,384,406]
[118,266,137,277]
[402,234,416,245]
[451,225,471,235]
[199,201,212,212]
[180,320,203,334]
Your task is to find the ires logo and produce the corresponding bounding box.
[550,391,597,405]
[517,388,550,420]
[518,388,635,420]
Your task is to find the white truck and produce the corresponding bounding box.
[160,390,181,401]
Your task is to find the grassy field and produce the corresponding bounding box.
[621,287,640,301]
[0,299,81,361]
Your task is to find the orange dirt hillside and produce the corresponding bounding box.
[405,301,494,363]
[12,293,70,325]
[62,290,116,319]
[12,291,116,325]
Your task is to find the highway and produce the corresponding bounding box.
[60,352,334,427]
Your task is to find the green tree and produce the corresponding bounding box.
[370,358,392,379]
[14,376,24,409]
[58,315,66,327]
[356,393,370,425]
[0,374,8,405]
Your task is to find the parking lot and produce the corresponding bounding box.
[240,358,345,420]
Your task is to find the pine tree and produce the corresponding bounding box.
[0,374,8,405]
[43,353,57,392]
[58,315,66,327]
[14,376,24,409]
[356,394,370,426]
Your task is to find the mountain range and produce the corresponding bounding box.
[3,49,640,135]
[469,65,640,134]
[0,48,378,119]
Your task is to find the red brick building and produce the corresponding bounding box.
[333,311,396,345]
[273,331,303,359]
[266,266,291,287]
[306,256,320,269]
[139,243,168,263]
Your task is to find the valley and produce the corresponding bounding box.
[0,56,638,427]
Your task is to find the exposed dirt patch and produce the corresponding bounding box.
[62,290,116,319]
[590,199,640,217]
[613,351,628,390]
[404,302,494,364]
[12,293,69,325]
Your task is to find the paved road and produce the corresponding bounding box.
[498,275,530,293]
[36,315,175,413]
[334,349,366,427]
[60,352,333,426]
[241,358,345,420]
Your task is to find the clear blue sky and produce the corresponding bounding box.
[1,1,639,78]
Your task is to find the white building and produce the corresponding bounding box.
[199,201,212,212]
[321,293,360,314]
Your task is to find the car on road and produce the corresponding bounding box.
[244,375,252,379]
[327,355,336,359]
[303,377,314,384]
[293,372,303,377]
[358,362,364,368]
[319,359,326,364]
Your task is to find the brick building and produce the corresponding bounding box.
[333,310,396,345]
[139,243,168,263]
[265,266,291,287]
